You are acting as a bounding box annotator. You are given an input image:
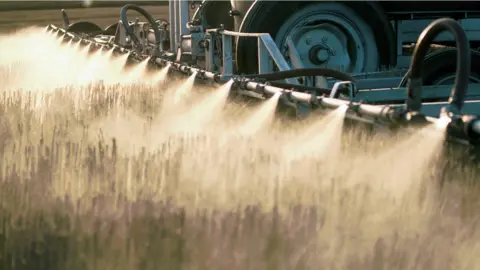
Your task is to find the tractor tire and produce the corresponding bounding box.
[67,21,103,34]
[104,23,118,36]
[235,1,396,75]
[400,49,480,86]
[192,0,234,30]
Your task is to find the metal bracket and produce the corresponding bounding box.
[222,34,233,76]
[329,81,357,100]
[204,29,301,85]
[286,36,324,88]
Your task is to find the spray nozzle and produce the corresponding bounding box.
[348,100,362,114]
[438,105,480,143]
[253,84,267,97]
[310,93,322,109]
[444,114,480,144]
[147,55,157,64]
[112,45,122,54]
[232,77,252,92]
[231,77,241,89]
[213,73,223,83]
[177,64,188,73]
[387,106,429,129]
[186,67,194,75]
[403,111,429,127]
[195,70,204,79]
[279,91,296,108]
[440,104,462,119]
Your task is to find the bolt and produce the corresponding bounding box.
[321,36,328,44]
[330,49,336,56]
[305,38,312,45]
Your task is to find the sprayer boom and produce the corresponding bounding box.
[46,2,480,157]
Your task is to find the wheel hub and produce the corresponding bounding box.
[289,23,356,71]
[276,12,371,73]
[309,44,331,64]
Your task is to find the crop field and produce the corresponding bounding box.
[1,5,480,270]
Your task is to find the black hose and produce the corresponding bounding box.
[243,68,355,82]
[406,18,470,112]
[120,4,161,54]
[268,81,332,95]
[61,9,70,29]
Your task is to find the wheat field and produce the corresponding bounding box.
[0,9,480,270]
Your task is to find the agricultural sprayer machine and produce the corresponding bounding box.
[45,1,480,157]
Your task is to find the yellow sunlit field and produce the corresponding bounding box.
[1,6,480,270]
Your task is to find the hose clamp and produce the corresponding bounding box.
[309,91,319,106]
[349,100,362,115]
[255,84,266,96]
[279,91,297,108]
[231,77,240,89]
[213,73,223,83]
[236,78,248,90]
[147,56,156,65]
[198,70,206,80]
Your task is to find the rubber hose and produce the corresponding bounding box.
[120,4,161,52]
[268,81,332,95]
[243,68,355,82]
[406,18,470,112]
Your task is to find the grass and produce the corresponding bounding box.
[0,27,480,270]
[0,83,307,270]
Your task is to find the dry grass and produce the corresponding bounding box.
[0,27,480,270]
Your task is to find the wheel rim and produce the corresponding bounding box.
[432,74,480,85]
[275,11,374,73]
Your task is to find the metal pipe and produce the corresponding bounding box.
[48,25,477,143]
[241,80,399,122]
[406,18,471,113]
[47,25,405,125]
[178,0,189,38]
[174,0,180,51]
[219,29,269,37]
[169,0,176,50]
